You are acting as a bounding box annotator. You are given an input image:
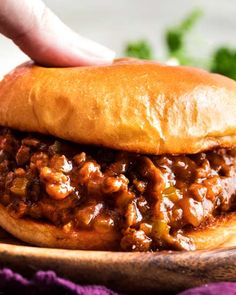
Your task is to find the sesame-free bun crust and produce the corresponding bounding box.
[0,204,120,250]
[0,59,236,154]
[0,204,235,250]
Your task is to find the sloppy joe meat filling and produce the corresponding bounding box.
[0,127,235,251]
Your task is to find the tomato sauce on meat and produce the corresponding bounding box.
[0,127,235,251]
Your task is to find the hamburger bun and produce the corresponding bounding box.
[0,204,120,250]
[0,59,236,251]
[0,203,236,250]
[0,59,236,155]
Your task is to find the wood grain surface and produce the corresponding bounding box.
[0,226,236,294]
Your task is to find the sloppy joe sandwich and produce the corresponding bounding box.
[0,59,236,251]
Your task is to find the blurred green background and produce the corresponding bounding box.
[0,0,235,79]
[124,9,236,80]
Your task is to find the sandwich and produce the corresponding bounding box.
[0,59,235,251]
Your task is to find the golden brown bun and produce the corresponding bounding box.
[0,204,235,250]
[0,204,120,250]
[1,59,236,154]
[185,213,236,249]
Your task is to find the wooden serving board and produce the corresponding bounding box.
[0,226,236,294]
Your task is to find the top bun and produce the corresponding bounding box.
[0,59,236,155]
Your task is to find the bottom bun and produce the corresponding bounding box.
[0,204,120,250]
[185,213,236,250]
[0,203,236,250]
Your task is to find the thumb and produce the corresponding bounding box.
[0,0,115,66]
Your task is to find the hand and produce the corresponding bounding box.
[0,0,115,66]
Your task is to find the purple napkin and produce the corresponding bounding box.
[0,268,118,295]
[1,268,236,295]
[178,282,236,295]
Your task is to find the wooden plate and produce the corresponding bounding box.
[0,227,236,294]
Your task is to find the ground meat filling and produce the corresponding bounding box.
[0,127,236,251]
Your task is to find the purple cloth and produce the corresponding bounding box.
[178,282,236,295]
[1,268,236,295]
[0,268,118,295]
